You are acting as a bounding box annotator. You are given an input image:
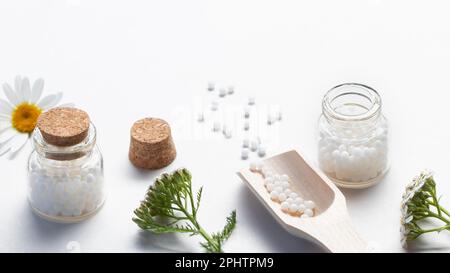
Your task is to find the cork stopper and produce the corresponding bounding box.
[129,118,177,169]
[37,107,90,147]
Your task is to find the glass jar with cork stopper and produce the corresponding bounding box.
[27,107,105,223]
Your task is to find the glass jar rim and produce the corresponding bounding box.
[322,83,382,122]
[32,122,97,160]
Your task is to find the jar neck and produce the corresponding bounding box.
[32,122,97,162]
[322,83,382,130]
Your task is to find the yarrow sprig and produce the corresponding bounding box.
[400,170,450,248]
[133,168,237,253]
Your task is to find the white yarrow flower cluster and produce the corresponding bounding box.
[400,171,450,248]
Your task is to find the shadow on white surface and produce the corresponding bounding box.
[133,230,198,253]
[124,163,164,183]
[237,186,324,253]
[23,207,83,251]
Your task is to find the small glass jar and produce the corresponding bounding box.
[27,123,105,223]
[318,83,389,189]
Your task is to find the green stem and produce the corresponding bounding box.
[420,225,450,235]
[177,201,221,252]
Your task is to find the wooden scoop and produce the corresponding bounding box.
[237,150,368,253]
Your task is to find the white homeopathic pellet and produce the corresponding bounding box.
[213,121,221,132]
[197,112,205,122]
[219,88,227,98]
[224,128,232,139]
[267,114,275,125]
[227,86,234,95]
[244,120,250,131]
[249,162,317,219]
[241,148,250,160]
[207,82,215,91]
[250,139,259,152]
[276,110,282,121]
[242,138,250,148]
[248,97,255,105]
[29,168,104,218]
[211,101,219,111]
[258,145,266,157]
[243,106,250,118]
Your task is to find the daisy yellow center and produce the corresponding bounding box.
[11,103,42,133]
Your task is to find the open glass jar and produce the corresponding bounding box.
[27,122,105,223]
[318,83,389,189]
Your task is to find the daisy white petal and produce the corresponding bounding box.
[21,77,31,102]
[0,146,11,156]
[58,102,75,108]
[8,133,28,159]
[38,92,62,110]
[0,125,12,134]
[14,75,23,101]
[2,83,20,105]
[0,114,11,121]
[0,99,13,115]
[0,128,16,143]
[30,78,44,103]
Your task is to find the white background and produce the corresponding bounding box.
[1,0,450,253]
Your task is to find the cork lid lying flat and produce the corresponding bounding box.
[129,118,176,169]
[37,107,90,147]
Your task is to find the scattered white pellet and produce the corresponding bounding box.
[243,106,250,118]
[298,204,306,213]
[300,214,310,219]
[197,112,205,122]
[305,200,316,210]
[281,202,290,212]
[219,88,227,98]
[244,120,250,131]
[241,148,249,160]
[207,82,215,91]
[213,121,221,132]
[276,110,282,121]
[250,140,259,152]
[211,101,219,111]
[304,209,314,217]
[258,145,266,157]
[289,192,298,199]
[278,193,287,202]
[248,97,255,105]
[224,129,232,139]
[267,114,276,125]
[242,139,249,148]
[270,191,279,201]
[289,204,299,214]
[227,86,234,95]
[284,188,292,196]
[274,186,283,193]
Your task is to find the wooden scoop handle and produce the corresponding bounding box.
[310,212,368,253]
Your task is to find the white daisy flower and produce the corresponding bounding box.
[0,75,72,158]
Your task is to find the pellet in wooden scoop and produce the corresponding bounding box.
[129,118,177,169]
[37,107,90,147]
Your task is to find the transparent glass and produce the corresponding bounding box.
[27,123,105,223]
[318,83,389,189]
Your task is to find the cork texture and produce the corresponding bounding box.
[37,107,90,147]
[129,118,176,169]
